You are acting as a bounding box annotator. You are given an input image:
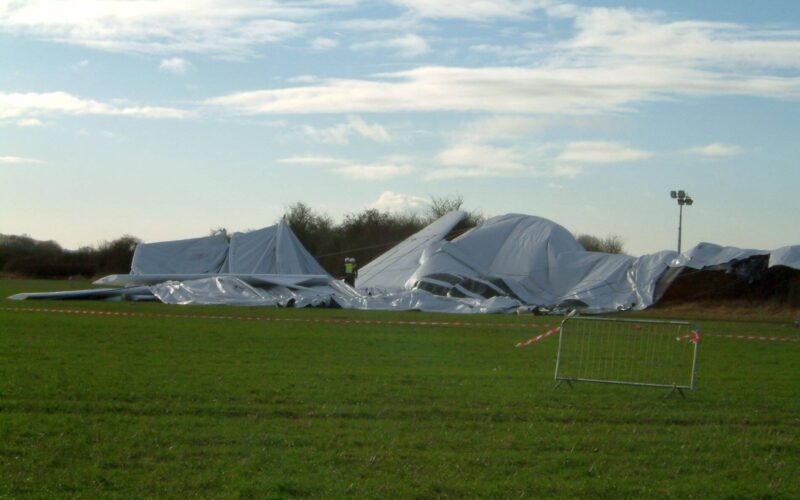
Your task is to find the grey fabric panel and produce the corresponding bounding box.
[131,234,229,275]
[669,242,769,269]
[356,210,466,290]
[768,245,800,269]
[223,221,328,275]
[355,213,678,312]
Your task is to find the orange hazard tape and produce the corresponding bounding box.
[516,328,799,348]
[4,307,800,342]
[706,333,800,343]
[0,307,551,330]
[515,327,560,347]
[675,330,702,343]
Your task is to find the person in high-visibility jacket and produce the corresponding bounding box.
[344,257,355,287]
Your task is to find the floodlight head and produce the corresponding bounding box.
[670,190,677,199]
[678,190,686,199]
[685,197,693,206]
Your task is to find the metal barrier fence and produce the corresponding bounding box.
[554,316,700,397]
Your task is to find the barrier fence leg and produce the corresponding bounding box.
[554,378,574,390]
[663,385,685,399]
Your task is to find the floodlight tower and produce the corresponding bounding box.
[670,190,694,253]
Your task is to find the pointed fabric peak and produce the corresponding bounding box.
[223,220,329,275]
[356,210,467,290]
[130,234,229,275]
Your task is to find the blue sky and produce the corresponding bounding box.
[1,0,799,255]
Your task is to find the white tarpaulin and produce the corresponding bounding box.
[668,242,770,269]
[11,212,800,313]
[221,221,328,275]
[361,213,679,312]
[356,210,466,291]
[150,276,341,308]
[769,245,800,269]
[131,234,229,275]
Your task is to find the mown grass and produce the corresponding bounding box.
[1,279,798,497]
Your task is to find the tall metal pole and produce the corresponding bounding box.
[671,190,692,254]
[677,203,683,254]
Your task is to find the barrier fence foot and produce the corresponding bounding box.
[664,386,685,399]
[554,379,574,390]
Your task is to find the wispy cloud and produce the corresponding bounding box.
[0,0,351,56]
[351,34,430,58]
[685,142,743,157]
[567,7,800,70]
[15,118,47,127]
[71,59,89,70]
[0,91,187,121]
[278,155,348,166]
[310,37,339,51]
[423,117,653,180]
[339,15,421,33]
[370,191,429,212]
[436,143,527,173]
[557,141,653,163]
[336,163,414,180]
[279,155,414,180]
[0,155,45,164]
[286,75,320,84]
[159,57,191,74]
[206,63,800,116]
[304,115,391,144]
[427,141,544,180]
[458,115,548,143]
[207,6,800,115]
[391,0,546,20]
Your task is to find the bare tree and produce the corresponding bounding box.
[425,195,485,229]
[577,234,625,254]
[426,195,465,220]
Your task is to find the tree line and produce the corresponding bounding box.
[1,196,624,279]
[282,196,485,275]
[0,234,139,279]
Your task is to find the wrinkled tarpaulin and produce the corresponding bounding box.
[10,213,800,313]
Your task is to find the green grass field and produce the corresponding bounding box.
[1,279,798,497]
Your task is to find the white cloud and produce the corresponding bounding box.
[370,191,429,212]
[685,142,743,158]
[206,63,800,116]
[0,0,349,56]
[72,59,89,70]
[335,163,414,180]
[437,143,525,171]
[339,15,420,32]
[427,118,653,179]
[310,37,339,50]
[15,118,46,127]
[0,91,187,121]
[567,7,800,70]
[207,6,800,115]
[159,57,191,74]
[459,115,547,143]
[351,34,430,58]
[391,0,546,20]
[286,75,320,84]
[418,110,657,180]
[278,155,348,166]
[304,115,391,144]
[278,155,414,180]
[551,163,583,178]
[557,141,653,163]
[0,155,45,164]
[429,143,532,180]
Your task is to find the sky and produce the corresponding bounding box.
[1,0,799,256]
